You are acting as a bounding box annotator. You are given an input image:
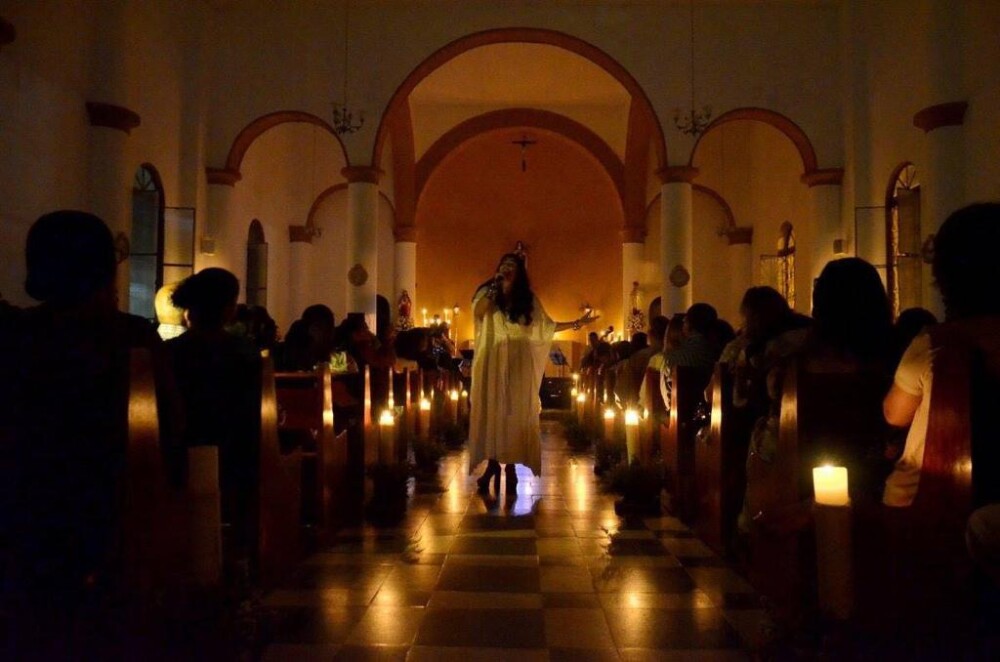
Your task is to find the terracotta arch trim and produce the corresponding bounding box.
[801,168,844,187]
[690,107,819,176]
[620,227,646,243]
[0,17,15,49]
[304,182,396,230]
[913,101,968,133]
[86,102,141,135]
[341,165,382,184]
[657,166,699,184]
[643,183,736,234]
[288,225,313,244]
[373,27,666,170]
[727,227,753,246]
[214,110,349,182]
[395,226,417,242]
[206,167,241,186]
[415,108,625,204]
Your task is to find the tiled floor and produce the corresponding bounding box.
[260,420,769,660]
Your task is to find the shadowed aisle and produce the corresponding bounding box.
[258,419,766,660]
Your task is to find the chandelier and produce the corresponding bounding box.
[333,2,364,135]
[673,0,712,136]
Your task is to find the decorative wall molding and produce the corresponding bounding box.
[727,226,753,245]
[0,17,15,49]
[205,167,241,186]
[85,102,141,135]
[657,165,699,184]
[341,165,382,184]
[288,225,313,244]
[394,226,417,242]
[801,168,844,187]
[913,101,968,133]
[620,226,646,243]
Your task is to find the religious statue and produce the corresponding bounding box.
[396,289,414,330]
[626,281,646,336]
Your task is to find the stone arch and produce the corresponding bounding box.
[689,107,834,181]
[305,183,396,231]
[644,184,736,232]
[207,110,350,184]
[372,27,666,170]
[415,108,625,206]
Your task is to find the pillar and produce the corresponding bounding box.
[394,226,417,323]
[342,166,381,328]
[657,167,698,316]
[204,169,240,272]
[621,230,644,336]
[288,226,315,318]
[728,227,754,319]
[85,102,139,309]
[914,102,967,319]
[802,169,845,286]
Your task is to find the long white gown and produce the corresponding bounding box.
[468,288,556,476]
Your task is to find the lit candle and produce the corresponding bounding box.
[421,308,428,326]
[576,392,586,421]
[460,389,469,421]
[572,372,580,384]
[603,408,616,441]
[419,396,432,439]
[812,466,850,506]
[449,389,459,424]
[378,409,395,464]
[624,409,640,463]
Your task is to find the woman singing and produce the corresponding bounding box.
[468,253,597,497]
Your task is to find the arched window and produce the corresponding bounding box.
[885,163,921,318]
[129,165,164,319]
[759,221,795,308]
[246,220,268,307]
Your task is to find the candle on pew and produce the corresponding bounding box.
[419,396,432,439]
[812,464,853,620]
[460,389,468,420]
[570,387,578,414]
[813,465,849,506]
[379,409,395,464]
[603,407,615,441]
[624,408,640,463]
[449,389,459,425]
[576,392,586,422]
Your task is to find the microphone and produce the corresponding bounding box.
[494,273,504,285]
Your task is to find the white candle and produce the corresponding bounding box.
[576,392,586,421]
[603,408,615,441]
[624,409,640,463]
[379,409,395,464]
[419,396,432,439]
[460,389,469,420]
[812,466,850,506]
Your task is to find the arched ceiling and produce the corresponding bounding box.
[407,42,632,161]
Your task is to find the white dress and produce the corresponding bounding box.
[468,288,556,476]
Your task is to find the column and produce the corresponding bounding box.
[657,166,697,316]
[802,169,845,283]
[85,102,139,308]
[621,229,644,335]
[204,169,240,272]
[288,226,315,318]
[914,102,967,319]
[394,226,417,322]
[728,227,754,314]
[342,166,381,328]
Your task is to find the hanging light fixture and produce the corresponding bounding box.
[673,0,712,136]
[332,1,364,135]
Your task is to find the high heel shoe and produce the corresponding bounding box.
[505,463,518,494]
[477,459,501,494]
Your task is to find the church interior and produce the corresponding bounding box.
[2,0,999,659]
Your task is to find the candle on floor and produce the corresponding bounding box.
[603,408,615,441]
[378,409,395,464]
[624,408,640,462]
[419,396,432,439]
[813,465,849,506]
[449,389,459,424]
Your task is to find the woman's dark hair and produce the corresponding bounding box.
[171,268,240,329]
[375,294,391,340]
[889,307,937,369]
[932,202,1000,319]
[475,253,534,325]
[25,210,117,304]
[740,286,793,343]
[812,257,892,362]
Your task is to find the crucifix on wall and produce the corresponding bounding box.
[511,133,537,172]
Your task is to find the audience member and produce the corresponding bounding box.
[889,306,937,371]
[883,203,1000,507]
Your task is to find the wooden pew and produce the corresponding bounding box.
[258,356,304,588]
[662,366,706,523]
[694,364,753,557]
[745,360,890,628]
[274,365,346,533]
